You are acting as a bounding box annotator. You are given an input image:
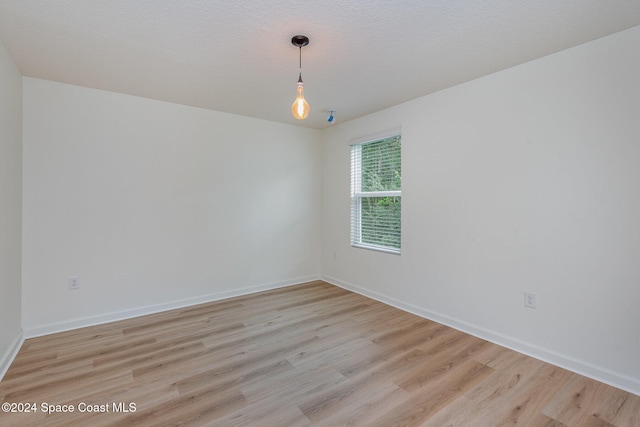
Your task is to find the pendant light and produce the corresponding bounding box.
[291,35,310,120]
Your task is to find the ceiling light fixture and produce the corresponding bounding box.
[291,35,310,120]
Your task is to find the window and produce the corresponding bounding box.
[350,134,401,254]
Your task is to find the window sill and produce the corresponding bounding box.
[351,243,401,255]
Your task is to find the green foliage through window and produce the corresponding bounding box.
[360,136,401,192]
[351,135,401,253]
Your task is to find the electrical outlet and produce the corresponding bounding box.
[68,276,80,290]
[524,291,536,309]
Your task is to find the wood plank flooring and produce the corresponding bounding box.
[1,280,638,426]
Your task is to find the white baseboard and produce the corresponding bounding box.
[24,275,320,339]
[322,274,640,397]
[0,329,24,382]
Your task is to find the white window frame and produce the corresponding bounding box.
[350,130,401,254]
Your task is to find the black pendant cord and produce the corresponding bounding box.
[291,35,309,82]
[299,46,302,71]
[298,46,303,80]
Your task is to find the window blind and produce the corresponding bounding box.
[350,135,401,253]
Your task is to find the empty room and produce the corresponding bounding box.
[1,1,640,426]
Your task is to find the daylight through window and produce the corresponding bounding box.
[350,134,401,253]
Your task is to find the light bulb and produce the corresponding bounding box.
[291,81,310,120]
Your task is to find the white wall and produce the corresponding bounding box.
[22,78,322,335]
[322,26,640,394]
[0,39,23,376]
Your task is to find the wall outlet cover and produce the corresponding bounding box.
[524,291,536,309]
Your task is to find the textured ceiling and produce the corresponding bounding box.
[1,1,640,129]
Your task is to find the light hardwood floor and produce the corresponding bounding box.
[1,281,638,426]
